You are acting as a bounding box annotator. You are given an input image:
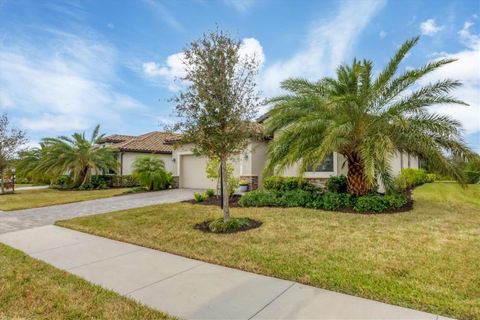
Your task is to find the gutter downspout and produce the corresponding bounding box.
[120,152,124,176]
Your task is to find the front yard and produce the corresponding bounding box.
[57,182,480,320]
[0,188,131,211]
[0,243,171,319]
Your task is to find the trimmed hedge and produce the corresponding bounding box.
[263,176,318,192]
[239,189,408,213]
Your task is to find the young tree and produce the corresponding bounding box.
[0,113,27,193]
[265,37,475,195]
[173,29,261,221]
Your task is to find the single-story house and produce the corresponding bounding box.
[99,132,180,175]
[101,124,419,191]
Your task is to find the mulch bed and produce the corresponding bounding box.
[183,195,242,207]
[194,218,262,234]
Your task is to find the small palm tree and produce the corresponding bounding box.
[132,156,172,191]
[32,125,117,187]
[265,37,475,195]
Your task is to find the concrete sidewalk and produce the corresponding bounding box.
[0,188,198,234]
[0,225,450,320]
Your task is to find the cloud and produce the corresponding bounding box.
[260,0,386,96]
[379,30,387,38]
[0,90,14,108]
[223,0,256,13]
[419,21,480,139]
[142,37,265,92]
[0,30,147,132]
[142,0,183,32]
[420,19,444,36]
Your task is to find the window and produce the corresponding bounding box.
[306,153,334,172]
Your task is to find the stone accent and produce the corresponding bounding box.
[172,176,179,189]
[240,175,258,191]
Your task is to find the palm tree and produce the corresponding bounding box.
[264,37,475,195]
[32,125,118,187]
[132,156,172,191]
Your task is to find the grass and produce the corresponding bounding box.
[0,243,172,319]
[57,182,480,320]
[0,188,131,211]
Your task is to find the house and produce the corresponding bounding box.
[99,132,180,176]
[103,124,419,190]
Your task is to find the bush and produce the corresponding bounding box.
[238,190,279,207]
[276,189,317,207]
[326,175,347,193]
[133,156,172,191]
[321,192,355,211]
[111,175,140,188]
[425,173,436,183]
[208,217,251,233]
[263,176,318,192]
[464,170,480,184]
[90,175,109,189]
[354,194,407,213]
[51,175,71,189]
[194,192,207,202]
[205,189,215,197]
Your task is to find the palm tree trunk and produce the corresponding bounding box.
[220,157,230,221]
[347,154,369,195]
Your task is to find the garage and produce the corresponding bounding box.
[180,155,217,189]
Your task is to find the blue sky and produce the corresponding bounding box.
[1,0,479,151]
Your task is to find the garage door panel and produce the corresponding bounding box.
[180,155,217,189]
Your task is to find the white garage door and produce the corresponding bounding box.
[180,155,217,189]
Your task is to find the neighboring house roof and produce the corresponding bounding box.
[101,132,181,154]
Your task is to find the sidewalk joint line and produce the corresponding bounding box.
[125,262,205,296]
[30,241,83,255]
[67,248,144,271]
[248,282,295,320]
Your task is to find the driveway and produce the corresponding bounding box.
[0,189,197,234]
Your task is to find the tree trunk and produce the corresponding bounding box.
[0,169,4,194]
[220,157,230,221]
[347,155,369,196]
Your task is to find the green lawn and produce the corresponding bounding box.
[0,188,131,211]
[0,243,172,319]
[57,182,480,320]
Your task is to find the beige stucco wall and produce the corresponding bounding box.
[121,152,174,175]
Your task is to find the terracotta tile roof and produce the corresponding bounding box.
[103,132,181,154]
[100,134,136,143]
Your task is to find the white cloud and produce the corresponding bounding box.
[260,0,386,96]
[142,37,265,92]
[0,90,14,108]
[0,30,147,132]
[223,0,256,13]
[379,30,387,38]
[420,19,444,36]
[419,21,480,136]
[142,0,183,32]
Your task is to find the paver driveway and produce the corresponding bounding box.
[0,188,197,234]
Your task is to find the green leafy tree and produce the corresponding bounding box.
[0,113,27,193]
[22,125,117,188]
[172,29,260,221]
[132,156,172,191]
[264,37,475,195]
[205,157,239,197]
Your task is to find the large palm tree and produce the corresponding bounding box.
[32,125,118,187]
[264,37,475,195]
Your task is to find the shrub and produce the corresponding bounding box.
[321,192,354,211]
[90,175,109,189]
[238,190,278,207]
[400,168,428,188]
[111,175,140,188]
[208,217,251,233]
[276,189,317,207]
[194,192,207,202]
[464,170,480,184]
[425,173,436,183]
[354,194,407,213]
[133,156,172,191]
[51,175,71,189]
[123,186,147,194]
[326,175,347,193]
[205,158,238,197]
[205,189,215,197]
[263,176,318,192]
